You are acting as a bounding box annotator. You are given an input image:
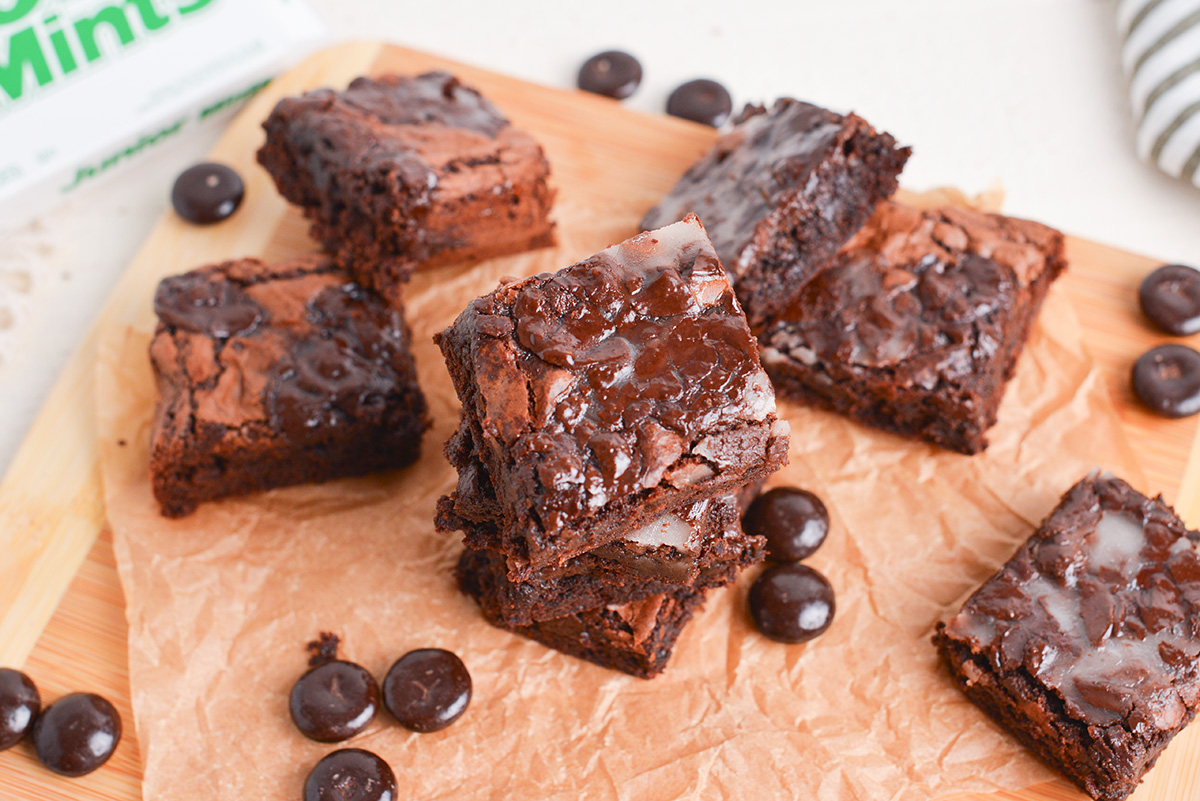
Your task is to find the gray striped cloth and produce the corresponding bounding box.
[1120,0,1200,186]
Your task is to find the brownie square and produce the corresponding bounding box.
[449,488,762,626]
[458,550,707,679]
[640,98,910,330]
[437,417,764,586]
[149,256,429,517]
[257,72,556,305]
[435,215,789,575]
[934,474,1200,801]
[759,201,1067,454]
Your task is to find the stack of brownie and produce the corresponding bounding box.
[435,215,790,678]
[643,98,1067,454]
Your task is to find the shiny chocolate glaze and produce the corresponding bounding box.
[643,99,887,276]
[440,216,782,537]
[942,475,1200,730]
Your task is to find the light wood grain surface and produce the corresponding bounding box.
[1,41,1198,800]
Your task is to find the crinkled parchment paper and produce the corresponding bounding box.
[97,191,1142,801]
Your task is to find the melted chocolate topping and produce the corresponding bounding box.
[152,258,418,439]
[762,202,1060,385]
[154,272,263,339]
[340,72,509,137]
[641,99,852,273]
[277,72,511,213]
[944,475,1200,729]
[450,216,778,532]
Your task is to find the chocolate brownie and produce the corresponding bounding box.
[435,215,789,574]
[759,201,1067,454]
[149,256,429,517]
[257,72,556,305]
[449,487,761,625]
[454,515,753,628]
[458,552,707,679]
[934,474,1200,801]
[438,418,764,585]
[640,98,910,329]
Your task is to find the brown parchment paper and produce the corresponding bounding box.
[97,191,1145,801]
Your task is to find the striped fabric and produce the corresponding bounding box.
[1119,0,1200,187]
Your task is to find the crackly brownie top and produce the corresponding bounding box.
[640,98,901,273]
[263,71,520,204]
[943,474,1200,731]
[761,202,1064,380]
[438,215,783,531]
[327,72,508,136]
[150,256,419,439]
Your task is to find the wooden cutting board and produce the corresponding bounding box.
[1,41,1199,801]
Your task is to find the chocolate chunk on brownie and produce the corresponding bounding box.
[640,98,910,330]
[759,201,1067,454]
[257,72,556,304]
[435,215,789,574]
[458,551,707,679]
[149,256,429,517]
[934,474,1200,801]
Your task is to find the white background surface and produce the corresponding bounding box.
[2,0,1199,473]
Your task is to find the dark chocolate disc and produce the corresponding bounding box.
[1139,263,1200,336]
[171,162,245,225]
[31,693,122,777]
[748,563,836,644]
[577,51,643,99]
[303,748,396,801]
[382,649,471,733]
[742,487,830,563]
[0,668,39,751]
[1132,344,1200,418]
[289,660,379,743]
[666,79,733,127]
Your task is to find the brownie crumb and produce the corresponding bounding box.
[306,632,341,667]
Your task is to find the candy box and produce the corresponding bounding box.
[0,0,325,222]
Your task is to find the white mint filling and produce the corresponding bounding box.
[624,514,695,551]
